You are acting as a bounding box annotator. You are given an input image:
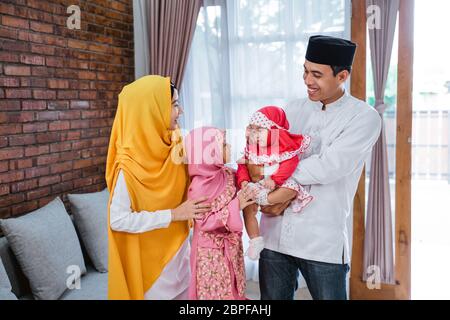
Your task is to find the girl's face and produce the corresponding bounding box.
[246,124,268,147]
[170,89,184,130]
[222,133,231,164]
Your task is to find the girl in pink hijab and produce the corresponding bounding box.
[185,127,255,300]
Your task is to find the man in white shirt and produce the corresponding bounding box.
[255,36,382,300]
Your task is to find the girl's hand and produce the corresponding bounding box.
[238,186,257,210]
[171,197,211,222]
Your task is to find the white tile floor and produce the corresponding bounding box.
[411,180,450,300]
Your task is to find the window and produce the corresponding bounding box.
[181,0,351,286]
[182,0,351,160]
[411,0,450,300]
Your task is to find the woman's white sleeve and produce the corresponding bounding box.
[109,170,172,233]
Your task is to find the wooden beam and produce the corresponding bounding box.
[350,0,414,300]
[395,0,414,300]
[350,0,368,300]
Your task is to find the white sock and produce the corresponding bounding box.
[246,236,265,260]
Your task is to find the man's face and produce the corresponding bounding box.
[303,60,349,102]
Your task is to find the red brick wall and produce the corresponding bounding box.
[0,0,134,218]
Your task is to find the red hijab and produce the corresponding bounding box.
[245,106,310,165]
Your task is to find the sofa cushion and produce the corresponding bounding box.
[0,256,12,290]
[0,197,87,300]
[0,255,17,299]
[67,189,109,273]
[0,287,17,300]
[0,237,30,298]
[59,266,107,300]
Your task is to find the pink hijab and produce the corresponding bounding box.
[185,127,228,203]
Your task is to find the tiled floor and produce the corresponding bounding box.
[245,281,312,300]
[411,180,450,299]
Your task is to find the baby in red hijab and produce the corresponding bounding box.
[237,106,313,260]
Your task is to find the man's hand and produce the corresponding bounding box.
[260,187,297,216]
[260,200,291,217]
[267,187,297,206]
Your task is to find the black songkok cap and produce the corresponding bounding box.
[305,35,357,67]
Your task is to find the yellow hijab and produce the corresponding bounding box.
[106,75,189,300]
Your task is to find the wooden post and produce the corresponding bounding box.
[349,0,367,300]
[350,0,414,300]
[395,0,414,300]
[348,0,397,300]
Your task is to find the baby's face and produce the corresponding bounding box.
[246,124,269,147]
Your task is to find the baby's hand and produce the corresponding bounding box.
[237,157,247,165]
[263,178,276,190]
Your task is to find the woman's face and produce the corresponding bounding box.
[170,89,184,130]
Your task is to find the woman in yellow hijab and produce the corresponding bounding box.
[106,75,211,300]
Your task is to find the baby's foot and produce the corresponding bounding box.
[246,236,265,260]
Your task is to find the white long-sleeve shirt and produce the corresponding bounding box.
[260,92,382,264]
[109,170,190,300]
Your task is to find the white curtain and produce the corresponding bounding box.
[182,0,351,282]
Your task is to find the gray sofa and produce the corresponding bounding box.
[0,189,109,300]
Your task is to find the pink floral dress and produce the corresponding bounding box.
[188,168,246,300]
